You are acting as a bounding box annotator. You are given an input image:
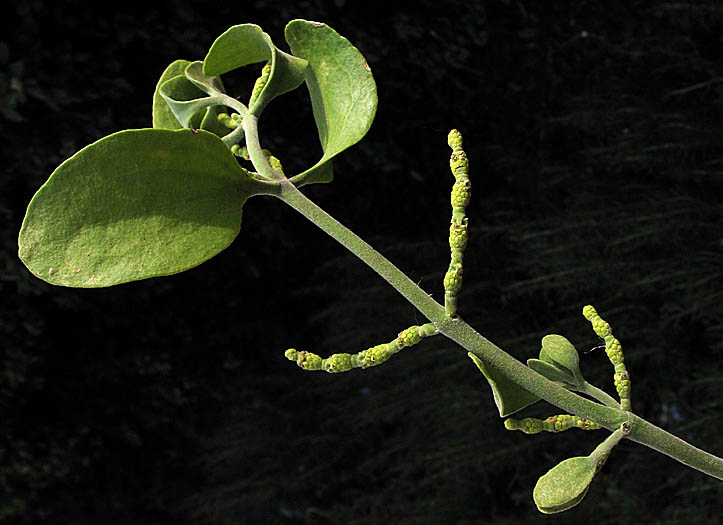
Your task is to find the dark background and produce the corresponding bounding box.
[1,1,722,523]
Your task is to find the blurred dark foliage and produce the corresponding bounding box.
[1,0,722,523]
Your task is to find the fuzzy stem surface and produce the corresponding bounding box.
[275,180,723,481]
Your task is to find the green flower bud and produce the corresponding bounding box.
[605,337,624,364]
[323,353,353,373]
[449,152,469,178]
[357,343,390,368]
[448,128,463,152]
[451,179,471,208]
[582,304,597,320]
[398,326,423,347]
[449,221,469,250]
[294,350,323,371]
[444,263,464,293]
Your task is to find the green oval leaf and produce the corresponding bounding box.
[19,129,265,287]
[159,76,222,128]
[152,59,193,130]
[533,426,625,514]
[468,353,540,417]
[540,334,584,385]
[202,24,307,114]
[285,20,377,186]
[533,456,596,514]
[527,358,577,386]
[153,60,228,137]
[203,24,269,75]
[184,61,225,94]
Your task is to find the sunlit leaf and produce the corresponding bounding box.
[152,59,193,130]
[202,23,307,114]
[533,426,624,513]
[153,60,228,136]
[533,456,596,514]
[285,20,377,186]
[19,129,266,287]
[539,334,584,386]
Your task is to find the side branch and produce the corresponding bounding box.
[275,173,723,481]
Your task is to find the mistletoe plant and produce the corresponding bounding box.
[17,20,722,513]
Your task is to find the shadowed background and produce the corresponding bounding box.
[1,1,721,523]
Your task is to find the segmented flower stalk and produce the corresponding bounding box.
[582,305,631,411]
[505,414,602,434]
[285,323,438,373]
[249,63,271,107]
[217,112,242,130]
[444,129,470,317]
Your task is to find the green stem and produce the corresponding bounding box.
[627,414,723,479]
[275,179,723,481]
[590,425,626,465]
[242,114,284,181]
[577,381,621,409]
[217,93,248,116]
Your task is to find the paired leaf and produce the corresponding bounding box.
[19,129,266,287]
[533,425,625,514]
[152,60,228,136]
[468,353,540,417]
[285,20,377,186]
[533,456,596,514]
[202,23,307,115]
[538,334,585,387]
[152,59,192,130]
[527,358,578,386]
[158,62,232,137]
[20,20,378,290]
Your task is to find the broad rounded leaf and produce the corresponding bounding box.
[203,24,269,75]
[202,24,307,114]
[533,456,596,514]
[527,358,577,386]
[539,334,584,385]
[285,20,377,186]
[533,426,624,514]
[152,59,193,129]
[160,76,222,128]
[153,60,228,136]
[184,61,225,94]
[19,129,264,287]
[468,353,540,417]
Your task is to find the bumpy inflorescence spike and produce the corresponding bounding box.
[285,323,438,373]
[249,63,272,107]
[217,112,243,130]
[583,305,632,411]
[444,129,471,317]
[504,414,602,434]
[268,155,284,176]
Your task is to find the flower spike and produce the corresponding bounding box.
[583,306,632,411]
[444,129,471,317]
[285,323,438,373]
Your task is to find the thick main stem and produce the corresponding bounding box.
[275,180,723,480]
